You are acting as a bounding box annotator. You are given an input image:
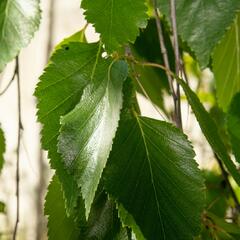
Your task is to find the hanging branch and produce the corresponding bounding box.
[13,56,23,240]
[170,0,182,129]
[152,0,182,128]
[0,62,18,96]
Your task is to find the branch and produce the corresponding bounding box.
[13,56,23,240]
[152,0,182,128]
[0,61,18,96]
[170,0,182,129]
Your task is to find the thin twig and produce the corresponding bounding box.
[13,57,22,240]
[125,47,168,120]
[170,0,182,129]
[215,154,240,211]
[0,62,18,96]
[152,0,181,127]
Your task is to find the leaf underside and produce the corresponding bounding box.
[0,0,41,72]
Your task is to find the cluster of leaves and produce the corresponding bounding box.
[1,0,240,239]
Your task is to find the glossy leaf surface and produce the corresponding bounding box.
[35,42,99,213]
[58,60,128,217]
[104,100,204,239]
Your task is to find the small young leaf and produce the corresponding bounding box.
[58,60,128,217]
[178,78,240,186]
[35,42,100,213]
[157,0,240,68]
[0,127,5,173]
[104,90,204,239]
[0,0,41,72]
[213,13,240,111]
[227,92,240,164]
[81,0,148,52]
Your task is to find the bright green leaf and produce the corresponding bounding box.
[0,0,41,72]
[178,78,240,186]
[44,175,80,240]
[58,60,128,217]
[227,92,240,164]
[104,97,204,239]
[81,0,148,52]
[157,0,240,68]
[0,127,5,173]
[35,42,100,214]
[213,13,240,111]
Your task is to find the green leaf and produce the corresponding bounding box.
[104,94,204,239]
[213,13,240,111]
[178,78,240,186]
[227,92,240,164]
[0,0,41,72]
[54,28,87,52]
[157,0,240,68]
[35,42,100,214]
[118,204,145,240]
[0,127,5,173]
[0,201,6,214]
[58,60,128,217]
[81,0,148,52]
[45,175,128,240]
[44,175,80,240]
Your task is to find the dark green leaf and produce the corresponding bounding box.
[58,60,128,217]
[0,0,41,71]
[227,92,240,164]
[104,91,204,239]
[44,175,80,240]
[35,42,99,214]
[213,13,240,111]
[178,78,240,186]
[157,0,240,68]
[81,0,148,52]
[0,127,5,173]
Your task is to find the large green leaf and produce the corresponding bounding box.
[104,93,204,239]
[35,42,100,214]
[0,0,41,72]
[227,92,240,164]
[157,0,240,68]
[44,175,81,240]
[81,0,148,52]
[58,60,128,217]
[0,127,5,173]
[178,78,240,186]
[213,13,240,111]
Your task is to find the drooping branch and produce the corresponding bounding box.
[152,0,182,128]
[13,56,23,240]
[0,61,18,96]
